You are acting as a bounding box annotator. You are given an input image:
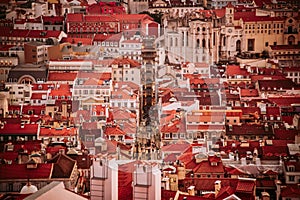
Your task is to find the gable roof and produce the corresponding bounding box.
[48,153,76,179]
[24,181,89,200]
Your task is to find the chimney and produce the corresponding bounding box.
[215,180,221,196]
[187,185,195,196]
[275,180,281,200]
[261,192,270,200]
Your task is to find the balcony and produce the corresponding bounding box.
[284,29,298,34]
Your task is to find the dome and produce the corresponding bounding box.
[20,183,38,194]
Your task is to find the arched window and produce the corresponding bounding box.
[236,40,241,52]
[202,39,206,48]
[288,35,295,45]
[196,39,200,48]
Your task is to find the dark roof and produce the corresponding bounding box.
[258,79,296,91]
[226,124,273,136]
[48,153,76,179]
[8,65,47,82]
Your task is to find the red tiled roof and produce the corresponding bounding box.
[15,18,42,24]
[177,152,196,164]
[46,146,67,156]
[240,89,259,97]
[10,29,29,37]
[268,96,300,107]
[236,180,255,193]
[251,75,287,82]
[193,160,224,174]
[85,15,118,22]
[27,30,62,38]
[281,184,300,198]
[42,16,64,24]
[213,8,226,18]
[49,84,72,97]
[226,167,248,175]
[111,57,141,68]
[114,14,153,21]
[77,71,111,80]
[182,178,239,192]
[235,11,283,22]
[262,146,288,158]
[266,106,280,116]
[104,125,126,136]
[163,153,177,162]
[274,129,298,140]
[0,151,18,161]
[216,185,235,199]
[48,72,77,82]
[61,37,93,45]
[67,13,84,22]
[187,125,225,131]
[22,105,46,115]
[227,65,250,76]
[93,33,122,42]
[263,169,278,175]
[161,143,190,153]
[0,124,38,135]
[40,127,77,136]
[0,44,14,51]
[259,79,297,91]
[0,163,52,180]
[161,119,183,133]
[226,124,273,135]
[256,179,276,188]
[162,190,177,200]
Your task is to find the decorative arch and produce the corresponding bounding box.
[236,40,241,52]
[18,75,36,84]
[288,35,295,45]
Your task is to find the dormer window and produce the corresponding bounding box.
[288,165,295,172]
[211,162,217,166]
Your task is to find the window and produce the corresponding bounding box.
[248,39,255,51]
[288,166,295,172]
[289,176,295,182]
[265,42,269,47]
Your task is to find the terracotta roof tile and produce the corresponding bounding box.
[182,178,239,192]
[240,89,259,97]
[0,124,39,135]
[0,163,52,180]
[40,127,77,137]
[67,13,84,22]
[227,65,250,76]
[236,180,255,193]
[281,184,300,198]
[193,160,224,174]
[161,143,190,153]
[104,125,126,136]
[48,72,77,82]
